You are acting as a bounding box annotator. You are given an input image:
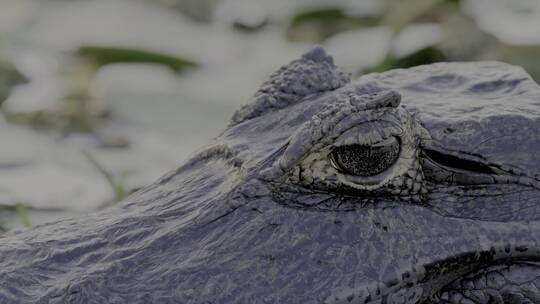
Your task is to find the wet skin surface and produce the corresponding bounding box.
[1,48,540,303]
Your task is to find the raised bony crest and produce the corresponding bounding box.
[230,47,351,126]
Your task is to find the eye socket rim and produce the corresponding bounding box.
[329,136,401,177]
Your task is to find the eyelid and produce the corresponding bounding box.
[261,91,428,189]
[332,121,403,147]
[372,137,398,148]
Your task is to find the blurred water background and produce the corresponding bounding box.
[1,0,540,231]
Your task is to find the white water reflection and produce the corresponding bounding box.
[324,27,393,73]
[463,0,540,45]
[214,0,384,25]
[392,24,442,58]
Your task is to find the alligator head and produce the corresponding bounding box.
[1,47,539,303]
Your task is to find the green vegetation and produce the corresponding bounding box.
[291,8,360,26]
[285,0,540,82]
[0,60,27,104]
[3,46,198,135]
[4,108,105,133]
[288,7,378,42]
[77,46,198,72]
[366,47,447,74]
[381,0,447,31]
[83,151,128,205]
[0,202,32,229]
[15,203,31,228]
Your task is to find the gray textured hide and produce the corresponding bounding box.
[1,48,539,304]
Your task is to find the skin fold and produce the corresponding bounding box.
[0,47,539,303]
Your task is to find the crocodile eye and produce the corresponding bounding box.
[330,137,400,176]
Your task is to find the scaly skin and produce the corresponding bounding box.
[0,47,539,303]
